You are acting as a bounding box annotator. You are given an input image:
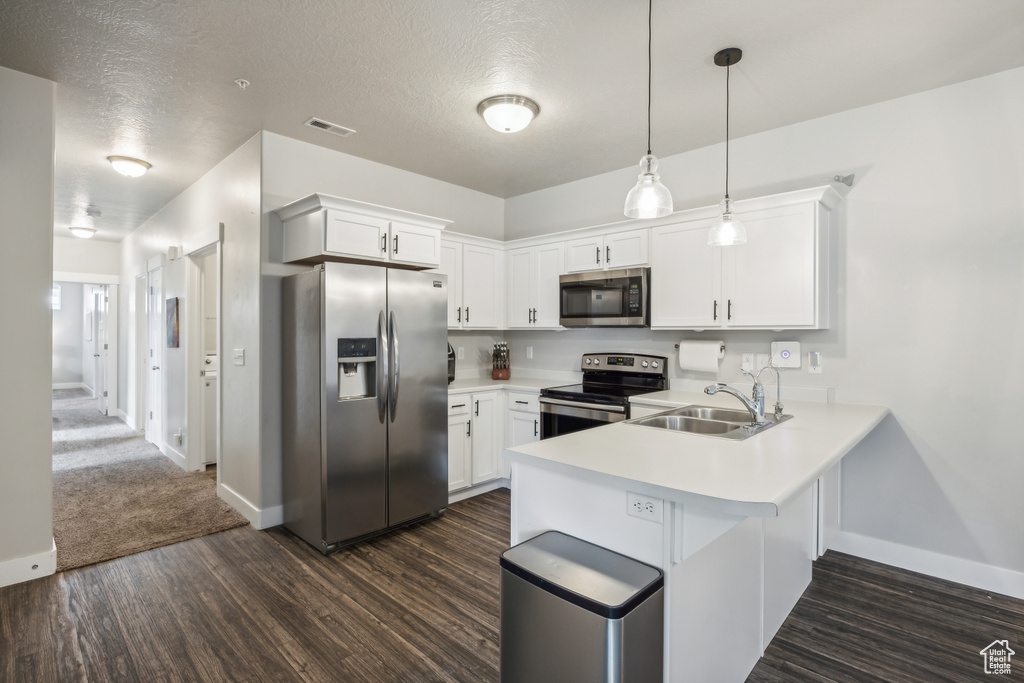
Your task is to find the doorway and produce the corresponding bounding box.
[186,244,221,473]
[145,265,163,446]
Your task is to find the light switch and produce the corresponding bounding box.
[232,349,245,366]
[770,341,801,368]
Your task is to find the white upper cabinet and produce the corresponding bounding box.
[651,186,839,330]
[276,193,450,269]
[506,242,564,329]
[435,236,504,330]
[565,228,649,273]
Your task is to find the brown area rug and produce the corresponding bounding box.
[52,389,248,572]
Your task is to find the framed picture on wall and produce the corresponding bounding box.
[166,297,179,348]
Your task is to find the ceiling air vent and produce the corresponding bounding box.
[304,117,356,138]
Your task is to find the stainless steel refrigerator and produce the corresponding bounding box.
[282,262,448,553]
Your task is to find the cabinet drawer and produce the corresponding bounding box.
[508,392,539,413]
[448,396,471,415]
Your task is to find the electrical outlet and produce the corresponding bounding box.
[627,492,664,523]
[526,346,533,360]
[741,353,754,372]
[457,347,465,360]
[808,351,822,374]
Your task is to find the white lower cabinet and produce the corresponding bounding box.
[447,391,501,492]
[506,391,540,477]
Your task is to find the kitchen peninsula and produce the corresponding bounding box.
[503,390,888,682]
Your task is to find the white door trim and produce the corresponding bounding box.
[185,240,221,472]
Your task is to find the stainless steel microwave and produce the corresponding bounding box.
[558,267,650,327]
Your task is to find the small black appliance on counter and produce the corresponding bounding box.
[447,342,456,384]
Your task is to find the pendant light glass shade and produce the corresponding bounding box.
[624,154,673,218]
[707,197,747,246]
[624,0,672,219]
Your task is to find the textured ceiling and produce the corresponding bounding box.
[1,0,1023,242]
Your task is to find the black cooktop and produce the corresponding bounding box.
[541,382,660,406]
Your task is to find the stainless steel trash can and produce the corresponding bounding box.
[499,531,664,683]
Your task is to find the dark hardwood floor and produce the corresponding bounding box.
[1,488,1021,682]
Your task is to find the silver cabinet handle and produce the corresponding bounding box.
[534,419,538,436]
[381,235,387,253]
[713,300,718,321]
[451,403,466,409]
[728,299,732,320]
[596,246,600,264]
[377,310,388,423]
[393,234,399,255]
[515,400,529,405]
[388,311,399,421]
[466,420,471,437]
[475,399,479,416]
[457,307,461,323]
[465,307,469,323]
[606,245,610,264]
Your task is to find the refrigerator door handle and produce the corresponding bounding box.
[376,310,388,423]
[388,310,399,421]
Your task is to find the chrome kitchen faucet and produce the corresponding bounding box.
[704,364,784,426]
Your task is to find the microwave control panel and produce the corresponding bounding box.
[627,281,642,316]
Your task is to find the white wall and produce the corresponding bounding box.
[53,236,120,277]
[52,282,84,386]
[119,134,262,516]
[505,67,1024,584]
[0,66,56,586]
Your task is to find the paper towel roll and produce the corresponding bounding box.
[677,340,725,373]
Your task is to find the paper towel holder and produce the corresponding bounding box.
[676,342,725,353]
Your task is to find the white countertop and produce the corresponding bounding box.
[504,390,889,517]
[448,376,568,394]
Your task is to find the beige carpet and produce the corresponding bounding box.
[52,389,248,572]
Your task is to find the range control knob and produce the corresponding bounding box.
[651,361,659,369]
[641,361,649,368]
[585,358,592,365]
[593,359,601,366]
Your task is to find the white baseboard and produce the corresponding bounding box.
[0,538,56,588]
[218,482,283,530]
[159,443,187,471]
[449,478,509,505]
[830,531,1024,600]
[52,382,86,390]
[115,409,130,424]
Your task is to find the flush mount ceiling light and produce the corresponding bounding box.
[707,47,747,247]
[624,0,673,219]
[477,95,540,133]
[107,155,151,177]
[69,227,97,239]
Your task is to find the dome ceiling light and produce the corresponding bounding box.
[107,155,152,177]
[69,227,97,239]
[477,95,540,133]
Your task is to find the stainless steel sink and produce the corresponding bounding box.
[626,405,792,440]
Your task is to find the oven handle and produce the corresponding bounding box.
[539,398,627,422]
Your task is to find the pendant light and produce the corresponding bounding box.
[707,47,747,246]
[624,0,673,219]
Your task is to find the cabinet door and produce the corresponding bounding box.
[604,229,649,269]
[436,241,462,328]
[651,222,722,328]
[506,247,535,328]
[471,392,500,485]
[723,203,818,328]
[447,412,471,492]
[509,411,539,447]
[389,221,441,268]
[325,209,388,261]
[533,242,564,327]
[564,236,604,273]
[462,245,502,329]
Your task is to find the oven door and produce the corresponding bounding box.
[539,397,627,439]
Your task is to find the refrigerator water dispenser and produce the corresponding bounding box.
[337,337,376,400]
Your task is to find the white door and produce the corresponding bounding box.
[389,221,441,268]
[604,229,649,269]
[200,250,219,466]
[447,412,471,492]
[470,392,499,485]
[651,222,722,329]
[93,289,105,413]
[564,235,604,272]
[506,247,534,328]
[146,267,163,446]
[436,241,462,328]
